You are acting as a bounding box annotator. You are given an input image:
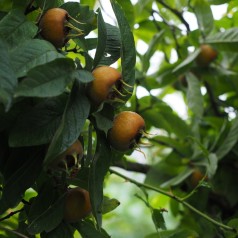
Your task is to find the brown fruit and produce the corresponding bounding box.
[190,169,207,187]
[63,187,91,222]
[87,66,122,107]
[196,44,217,67]
[108,111,145,151]
[39,8,70,48]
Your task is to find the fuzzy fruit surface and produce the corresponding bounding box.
[39,8,69,48]
[87,66,122,106]
[196,44,217,67]
[63,187,91,222]
[108,111,145,151]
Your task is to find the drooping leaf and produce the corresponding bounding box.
[215,116,238,160]
[173,49,201,73]
[75,220,110,238]
[186,72,204,118]
[111,1,136,87]
[73,69,94,83]
[0,146,44,214]
[0,9,37,47]
[205,28,238,51]
[40,222,75,238]
[44,81,90,168]
[0,39,17,111]
[89,131,111,228]
[15,58,75,98]
[27,194,65,235]
[193,0,214,36]
[116,0,135,28]
[9,95,67,147]
[151,208,166,230]
[143,31,165,72]
[10,39,63,77]
[93,10,121,68]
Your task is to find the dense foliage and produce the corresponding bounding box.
[1,0,238,237]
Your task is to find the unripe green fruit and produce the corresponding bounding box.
[39,8,70,48]
[87,66,122,107]
[108,111,145,151]
[63,187,91,222]
[196,44,217,67]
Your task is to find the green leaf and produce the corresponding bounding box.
[27,194,65,235]
[145,229,199,238]
[0,146,44,213]
[111,1,136,87]
[89,131,111,228]
[152,208,166,230]
[206,153,218,177]
[186,72,204,118]
[116,0,135,28]
[44,81,90,168]
[9,95,67,147]
[0,39,17,111]
[143,31,164,72]
[205,28,238,51]
[41,222,75,238]
[193,0,214,36]
[28,180,58,224]
[173,49,201,73]
[73,69,94,83]
[0,9,37,47]
[160,167,193,188]
[93,10,107,68]
[15,58,75,98]
[93,11,121,67]
[215,116,238,160]
[75,220,110,238]
[10,39,63,77]
[102,196,120,214]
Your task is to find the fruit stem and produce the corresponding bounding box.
[109,168,238,234]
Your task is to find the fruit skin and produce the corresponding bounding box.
[86,66,122,107]
[108,111,145,151]
[39,8,69,48]
[196,44,218,67]
[63,187,92,222]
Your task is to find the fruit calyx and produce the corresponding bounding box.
[87,66,133,107]
[39,8,83,48]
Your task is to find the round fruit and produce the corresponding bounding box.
[87,66,122,107]
[196,44,217,67]
[39,8,70,48]
[63,187,92,222]
[108,111,145,151]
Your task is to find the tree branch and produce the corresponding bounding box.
[113,161,150,174]
[110,168,237,234]
[0,208,24,222]
[155,0,190,32]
